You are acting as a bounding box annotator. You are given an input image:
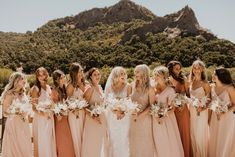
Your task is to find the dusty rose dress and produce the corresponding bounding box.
[153,87,184,157]
[51,89,76,157]
[68,87,85,157]
[209,85,235,157]
[81,86,109,157]
[129,89,156,157]
[33,85,57,157]
[2,94,33,157]
[189,86,209,157]
[173,82,192,157]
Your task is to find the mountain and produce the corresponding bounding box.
[0,0,234,74]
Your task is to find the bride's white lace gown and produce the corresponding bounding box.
[106,85,130,157]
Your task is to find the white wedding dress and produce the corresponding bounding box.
[106,85,130,157]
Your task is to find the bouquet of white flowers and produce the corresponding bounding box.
[66,98,88,118]
[51,102,69,116]
[7,97,33,121]
[85,101,107,118]
[105,94,140,115]
[172,94,189,111]
[150,102,173,124]
[210,97,230,120]
[190,96,210,116]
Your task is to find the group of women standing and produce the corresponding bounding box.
[0,59,235,157]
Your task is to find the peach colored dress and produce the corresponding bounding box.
[173,82,192,157]
[2,94,33,157]
[106,85,130,157]
[153,87,184,157]
[209,85,235,157]
[51,89,76,157]
[33,85,57,157]
[68,87,85,157]
[129,89,156,157]
[81,86,109,157]
[189,86,209,157]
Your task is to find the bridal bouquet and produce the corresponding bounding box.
[105,94,140,115]
[190,96,210,116]
[172,94,189,111]
[66,98,88,118]
[7,97,33,121]
[209,97,230,120]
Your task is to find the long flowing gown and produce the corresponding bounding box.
[173,82,192,157]
[2,94,33,157]
[81,86,109,157]
[209,85,235,157]
[153,87,184,157]
[68,87,85,157]
[106,85,130,157]
[33,85,57,157]
[189,86,209,157]
[129,88,156,157]
[52,89,76,157]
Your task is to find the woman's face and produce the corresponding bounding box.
[91,70,101,85]
[58,74,67,87]
[192,65,202,78]
[38,71,47,84]
[16,77,26,89]
[173,64,181,76]
[154,73,164,85]
[77,69,84,82]
[134,70,142,84]
[118,70,126,84]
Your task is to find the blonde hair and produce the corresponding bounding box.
[153,66,170,85]
[110,67,127,87]
[0,72,25,104]
[134,64,150,91]
[189,60,207,82]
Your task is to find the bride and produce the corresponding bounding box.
[104,66,132,157]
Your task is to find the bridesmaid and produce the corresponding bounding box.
[152,66,184,157]
[81,68,109,157]
[30,67,57,157]
[104,66,132,157]
[209,67,235,157]
[129,64,156,157]
[1,72,32,157]
[66,62,86,157]
[51,70,76,157]
[167,61,192,157]
[189,60,211,157]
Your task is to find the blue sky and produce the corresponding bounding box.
[0,0,234,43]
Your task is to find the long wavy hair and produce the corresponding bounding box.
[35,67,49,94]
[134,64,150,92]
[52,70,67,101]
[167,61,185,84]
[0,72,25,104]
[69,62,85,88]
[189,60,207,82]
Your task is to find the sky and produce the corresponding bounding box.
[0,0,234,43]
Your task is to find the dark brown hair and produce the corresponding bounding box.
[52,70,67,101]
[35,67,49,94]
[215,67,235,88]
[86,67,99,84]
[167,61,185,84]
[69,62,85,88]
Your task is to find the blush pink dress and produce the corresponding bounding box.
[2,94,33,157]
[152,87,184,157]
